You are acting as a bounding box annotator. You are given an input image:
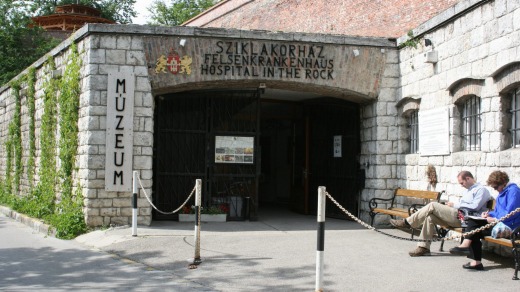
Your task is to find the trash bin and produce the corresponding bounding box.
[228,196,243,218]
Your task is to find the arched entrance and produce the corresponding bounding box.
[152,89,360,221]
[142,27,388,222]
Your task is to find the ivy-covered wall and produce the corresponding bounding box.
[0,43,86,238]
[0,25,155,230]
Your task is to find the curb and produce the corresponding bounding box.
[0,205,56,237]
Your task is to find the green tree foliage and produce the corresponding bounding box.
[148,0,217,26]
[0,1,59,86]
[0,0,137,86]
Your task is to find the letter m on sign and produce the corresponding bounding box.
[114,171,124,185]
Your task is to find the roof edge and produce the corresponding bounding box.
[396,0,491,45]
[183,0,254,27]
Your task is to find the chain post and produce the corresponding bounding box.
[132,171,138,237]
[316,186,326,292]
[192,179,202,265]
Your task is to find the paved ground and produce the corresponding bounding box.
[2,205,519,291]
[0,213,212,291]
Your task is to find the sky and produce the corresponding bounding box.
[132,0,152,25]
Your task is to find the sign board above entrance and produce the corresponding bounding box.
[142,36,388,101]
[154,40,334,81]
[198,41,334,80]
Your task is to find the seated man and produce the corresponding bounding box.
[390,171,491,256]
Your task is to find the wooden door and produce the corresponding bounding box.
[304,98,360,218]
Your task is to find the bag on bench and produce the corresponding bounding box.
[491,222,512,239]
[457,207,482,228]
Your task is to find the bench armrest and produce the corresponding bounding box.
[368,197,393,211]
[409,203,426,215]
[512,225,520,246]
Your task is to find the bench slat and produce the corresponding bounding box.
[372,208,409,218]
[484,236,514,248]
[369,189,443,230]
[395,189,440,200]
[441,228,517,248]
[441,226,463,233]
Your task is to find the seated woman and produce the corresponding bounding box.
[451,170,520,270]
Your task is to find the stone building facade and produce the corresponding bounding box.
[0,0,519,228]
[356,0,520,225]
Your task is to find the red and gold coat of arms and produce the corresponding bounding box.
[155,48,192,75]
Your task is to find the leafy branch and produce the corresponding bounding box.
[399,30,420,49]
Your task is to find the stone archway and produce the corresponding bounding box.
[143,27,393,221]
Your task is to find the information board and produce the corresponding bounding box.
[419,107,450,156]
[215,136,254,164]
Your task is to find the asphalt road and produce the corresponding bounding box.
[2,207,520,291]
[75,210,520,291]
[0,213,213,291]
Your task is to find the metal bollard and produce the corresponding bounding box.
[192,179,202,265]
[132,171,138,237]
[315,186,326,292]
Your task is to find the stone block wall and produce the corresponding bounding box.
[358,48,401,225]
[1,24,396,227]
[0,31,154,227]
[359,0,520,225]
[0,50,67,196]
[78,34,153,226]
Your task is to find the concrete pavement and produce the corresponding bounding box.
[0,212,212,291]
[2,205,519,291]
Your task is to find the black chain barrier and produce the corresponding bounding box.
[325,191,520,243]
[138,175,196,215]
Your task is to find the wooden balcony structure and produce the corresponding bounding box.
[31,4,114,31]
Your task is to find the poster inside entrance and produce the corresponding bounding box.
[215,136,254,164]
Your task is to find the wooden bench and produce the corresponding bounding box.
[479,230,520,280]
[368,188,443,235]
[480,201,520,280]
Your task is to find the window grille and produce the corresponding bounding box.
[461,95,481,151]
[510,87,520,148]
[408,110,419,153]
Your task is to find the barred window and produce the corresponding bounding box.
[461,95,481,151]
[510,87,520,148]
[408,110,419,153]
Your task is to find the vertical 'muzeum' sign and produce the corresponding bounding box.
[105,71,134,192]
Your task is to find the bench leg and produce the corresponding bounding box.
[435,226,448,251]
[513,247,519,280]
[369,212,375,226]
[512,226,520,280]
